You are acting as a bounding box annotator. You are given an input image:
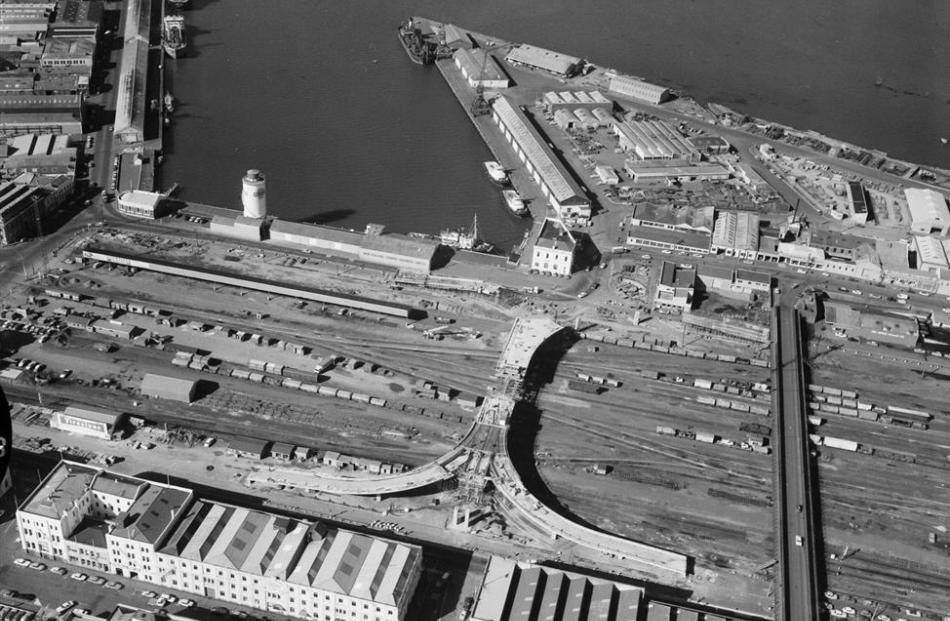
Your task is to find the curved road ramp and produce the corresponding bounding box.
[245,316,689,578]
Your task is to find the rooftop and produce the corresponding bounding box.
[268,220,439,259]
[62,405,121,426]
[905,188,950,224]
[505,44,581,76]
[534,218,575,252]
[627,223,711,250]
[21,461,98,519]
[659,261,696,288]
[111,484,193,544]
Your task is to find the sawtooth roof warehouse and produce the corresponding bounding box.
[17,461,421,620]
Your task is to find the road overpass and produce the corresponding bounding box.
[771,305,823,620]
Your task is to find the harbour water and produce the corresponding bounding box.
[160,0,950,248]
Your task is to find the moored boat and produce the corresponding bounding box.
[397,17,434,65]
[503,189,528,217]
[162,13,186,58]
[483,161,508,185]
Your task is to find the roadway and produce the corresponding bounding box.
[771,305,822,620]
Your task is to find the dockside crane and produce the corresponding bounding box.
[470,41,509,117]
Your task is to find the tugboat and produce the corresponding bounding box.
[483,161,509,185]
[163,92,175,113]
[162,12,186,58]
[397,17,434,65]
[502,189,528,217]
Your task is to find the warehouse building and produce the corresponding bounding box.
[711,211,760,259]
[453,48,509,90]
[531,218,576,276]
[613,119,700,163]
[626,224,711,255]
[914,235,949,274]
[905,188,950,236]
[140,373,197,404]
[846,181,870,224]
[113,0,150,145]
[268,221,439,273]
[491,97,591,221]
[541,90,612,114]
[1,133,77,178]
[470,556,643,621]
[697,265,773,302]
[654,261,695,312]
[688,134,731,155]
[116,190,164,219]
[504,44,583,78]
[606,72,671,105]
[0,94,84,135]
[40,36,96,70]
[51,406,123,440]
[17,462,422,620]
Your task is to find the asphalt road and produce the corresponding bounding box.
[771,305,822,621]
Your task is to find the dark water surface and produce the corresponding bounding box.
[160,0,950,248]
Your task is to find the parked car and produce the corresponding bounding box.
[55,602,76,615]
[49,566,67,575]
[104,581,123,590]
[178,600,196,608]
[29,562,46,571]
[69,572,87,581]
[73,609,91,617]
[12,558,29,567]
[88,575,106,585]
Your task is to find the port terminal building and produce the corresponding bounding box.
[490,96,591,221]
[16,461,422,621]
[113,0,150,145]
[531,218,576,276]
[710,211,760,259]
[612,119,700,163]
[50,406,123,441]
[116,190,165,219]
[504,44,583,78]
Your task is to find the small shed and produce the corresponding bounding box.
[227,437,271,460]
[271,442,296,461]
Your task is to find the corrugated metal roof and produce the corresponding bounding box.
[505,44,581,76]
[63,405,121,426]
[140,373,196,401]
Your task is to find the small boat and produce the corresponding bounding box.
[941,137,948,145]
[483,161,508,185]
[503,189,528,217]
[163,92,174,113]
[162,13,186,58]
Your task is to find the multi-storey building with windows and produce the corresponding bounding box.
[17,462,422,620]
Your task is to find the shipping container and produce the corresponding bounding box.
[697,395,716,406]
[840,389,858,400]
[300,383,319,393]
[826,396,842,406]
[857,410,878,422]
[231,369,250,380]
[718,354,737,363]
[856,402,873,411]
[695,432,717,443]
[282,378,302,389]
[841,399,857,409]
[693,378,713,390]
[317,386,337,397]
[715,398,731,408]
[248,373,264,383]
[369,397,387,407]
[824,387,843,397]
[656,426,676,436]
[749,404,770,416]
[838,408,859,417]
[249,359,267,371]
[336,390,353,400]
[729,402,750,413]
[352,393,371,404]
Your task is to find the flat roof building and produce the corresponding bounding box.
[905,188,950,236]
[626,223,711,255]
[624,162,730,183]
[541,90,612,114]
[140,373,197,403]
[114,0,150,145]
[846,181,870,224]
[17,461,422,620]
[655,261,695,312]
[914,235,949,273]
[227,437,270,460]
[0,181,43,245]
[824,301,919,347]
[491,96,590,221]
[505,44,583,78]
[51,406,123,441]
[0,94,83,135]
[209,214,267,241]
[606,72,671,105]
[116,190,163,219]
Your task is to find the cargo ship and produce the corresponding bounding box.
[162,13,186,58]
[397,17,434,65]
[483,161,508,185]
[503,189,528,217]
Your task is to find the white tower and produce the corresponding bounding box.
[241,169,267,219]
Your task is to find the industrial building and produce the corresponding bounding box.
[470,556,643,621]
[40,36,96,70]
[688,135,731,155]
[711,211,760,259]
[268,221,439,273]
[733,163,769,192]
[453,48,509,90]
[140,373,198,404]
[823,301,920,347]
[50,406,123,441]
[606,72,671,105]
[113,0,150,145]
[17,462,422,620]
[623,162,730,184]
[116,190,164,219]
[0,182,44,245]
[613,119,700,163]
[531,218,576,276]
[846,181,870,224]
[504,44,583,78]
[490,96,591,221]
[631,204,715,234]
[625,224,711,255]
[904,188,950,236]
